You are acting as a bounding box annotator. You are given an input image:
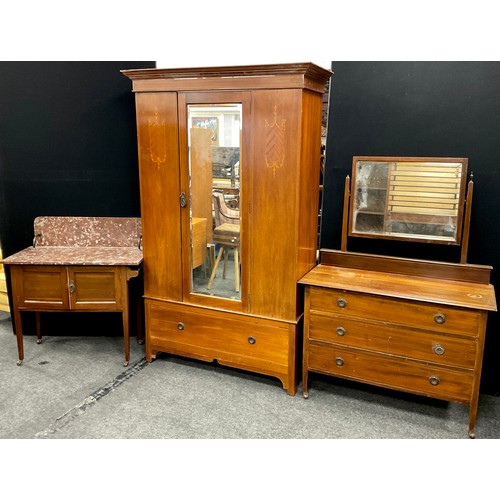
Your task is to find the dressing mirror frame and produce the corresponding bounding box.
[345,156,470,246]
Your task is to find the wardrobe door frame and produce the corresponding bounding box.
[178,91,252,313]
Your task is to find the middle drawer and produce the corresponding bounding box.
[308,312,477,369]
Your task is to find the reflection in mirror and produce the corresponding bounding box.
[187,103,242,300]
[350,157,467,244]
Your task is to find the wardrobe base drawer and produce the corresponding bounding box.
[146,299,299,393]
[307,343,473,403]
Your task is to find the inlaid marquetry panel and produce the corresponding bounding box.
[148,110,168,169]
[264,105,286,175]
[135,92,182,300]
[250,89,302,320]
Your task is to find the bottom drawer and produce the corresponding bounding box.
[307,343,474,403]
[147,300,291,375]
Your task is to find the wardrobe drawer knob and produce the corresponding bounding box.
[248,336,256,345]
[177,322,185,331]
[335,356,344,367]
[337,298,347,308]
[429,375,440,386]
[336,326,346,336]
[434,313,446,324]
[432,344,446,356]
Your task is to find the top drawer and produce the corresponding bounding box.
[309,287,481,337]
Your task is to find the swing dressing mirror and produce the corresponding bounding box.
[349,156,469,245]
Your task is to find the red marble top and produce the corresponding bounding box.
[2,246,143,266]
[2,217,143,267]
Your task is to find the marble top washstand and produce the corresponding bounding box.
[2,216,144,367]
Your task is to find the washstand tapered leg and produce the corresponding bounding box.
[35,312,42,344]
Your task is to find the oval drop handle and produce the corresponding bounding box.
[429,375,440,386]
[248,336,256,345]
[434,313,446,324]
[335,356,344,367]
[432,344,446,356]
[177,322,185,331]
[336,326,346,336]
[337,298,347,308]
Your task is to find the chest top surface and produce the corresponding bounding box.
[300,263,497,312]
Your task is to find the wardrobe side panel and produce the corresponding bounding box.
[297,90,323,281]
[135,92,182,300]
[249,89,301,321]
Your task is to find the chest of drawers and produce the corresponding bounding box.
[299,251,496,438]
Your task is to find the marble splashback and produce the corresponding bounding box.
[33,216,142,248]
[2,216,143,266]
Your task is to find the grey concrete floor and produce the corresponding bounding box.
[1,309,499,497]
[1,309,499,440]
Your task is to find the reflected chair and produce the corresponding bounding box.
[212,190,239,227]
[209,191,241,292]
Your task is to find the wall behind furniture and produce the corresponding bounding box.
[0,61,154,258]
[0,61,154,335]
[321,61,500,395]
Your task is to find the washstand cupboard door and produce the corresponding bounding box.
[11,265,69,309]
[68,267,124,310]
[10,266,125,311]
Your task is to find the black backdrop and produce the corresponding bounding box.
[321,61,500,395]
[1,61,499,395]
[0,61,154,258]
[0,61,154,336]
